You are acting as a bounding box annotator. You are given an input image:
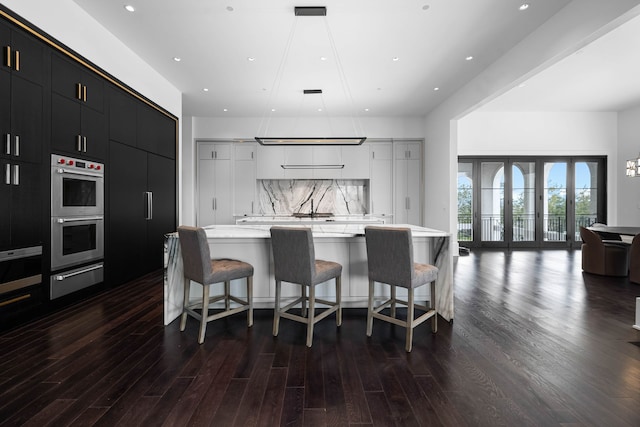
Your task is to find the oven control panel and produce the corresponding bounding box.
[51,154,104,174]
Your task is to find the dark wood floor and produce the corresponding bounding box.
[1,249,639,426]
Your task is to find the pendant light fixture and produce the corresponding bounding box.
[255,6,366,146]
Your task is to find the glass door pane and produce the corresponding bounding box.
[574,161,599,240]
[543,162,567,242]
[480,162,504,242]
[512,162,535,242]
[457,162,474,243]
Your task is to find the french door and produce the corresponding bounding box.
[457,157,606,248]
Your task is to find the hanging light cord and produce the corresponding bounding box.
[258,16,299,137]
[323,17,365,137]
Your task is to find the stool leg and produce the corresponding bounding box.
[180,276,190,332]
[301,286,307,318]
[366,279,374,337]
[224,281,230,311]
[247,276,254,327]
[307,285,316,347]
[273,280,281,337]
[390,284,397,318]
[199,283,210,344]
[336,276,342,327]
[405,288,415,352]
[431,280,437,333]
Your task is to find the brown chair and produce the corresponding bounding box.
[177,226,254,344]
[579,226,629,277]
[364,226,438,352]
[630,234,640,284]
[269,226,342,347]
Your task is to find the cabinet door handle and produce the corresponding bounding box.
[251,201,254,213]
[4,134,10,155]
[76,83,83,100]
[83,136,87,152]
[372,151,375,160]
[14,49,19,71]
[12,164,19,186]
[83,85,87,102]
[4,164,10,185]
[76,135,83,152]
[14,135,19,157]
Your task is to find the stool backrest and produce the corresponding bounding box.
[270,226,315,286]
[365,226,414,287]
[177,226,211,283]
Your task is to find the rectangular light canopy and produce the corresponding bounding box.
[255,137,366,146]
[294,6,327,16]
[626,157,640,177]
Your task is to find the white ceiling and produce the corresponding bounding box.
[70,0,639,118]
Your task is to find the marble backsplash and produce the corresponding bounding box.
[258,180,369,215]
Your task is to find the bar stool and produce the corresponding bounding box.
[364,226,438,352]
[177,226,254,344]
[269,226,342,347]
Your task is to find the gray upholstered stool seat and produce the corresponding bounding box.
[177,226,254,344]
[364,226,438,352]
[270,226,342,347]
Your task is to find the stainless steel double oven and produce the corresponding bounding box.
[50,154,104,299]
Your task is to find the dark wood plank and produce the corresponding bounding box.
[0,250,639,427]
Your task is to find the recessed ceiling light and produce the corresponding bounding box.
[434,87,439,91]
[519,4,530,11]
[392,57,400,62]
[364,108,369,112]
[226,6,234,12]
[320,56,327,61]
[203,88,209,92]
[422,5,430,11]
[518,83,526,88]
[247,57,255,62]
[223,108,228,112]
[173,57,181,62]
[317,108,323,112]
[465,56,474,61]
[271,108,276,112]
[124,5,135,12]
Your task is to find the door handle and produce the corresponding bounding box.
[54,264,103,281]
[14,135,19,157]
[4,164,9,185]
[12,164,19,186]
[3,46,9,68]
[14,50,19,71]
[83,136,87,153]
[145,191,153,220]
[4,134,9,155]
[76,135,83,152]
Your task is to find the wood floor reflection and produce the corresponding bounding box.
[1,249,639,426]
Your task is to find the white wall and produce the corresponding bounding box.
[423,0,640,236]
[618,105,640,225]
[458,111,619,222]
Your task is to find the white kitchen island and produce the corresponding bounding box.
[164,224,453,325]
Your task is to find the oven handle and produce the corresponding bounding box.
[55,216,104,223]
[55,167,103,178]
[53,264,103,281]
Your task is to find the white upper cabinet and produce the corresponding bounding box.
[198,143,231,160]
[369,142,393,216]
[342,145,370,179]
[256,145,284,179]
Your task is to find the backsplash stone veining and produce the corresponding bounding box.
[258,180,369,215]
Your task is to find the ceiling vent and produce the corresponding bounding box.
[294,6,327,16]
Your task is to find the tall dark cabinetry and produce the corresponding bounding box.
[107,87,176,288]
[51,53,106,160]
[0,19,44,251]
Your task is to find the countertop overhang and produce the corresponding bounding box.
[182,224,450,239]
